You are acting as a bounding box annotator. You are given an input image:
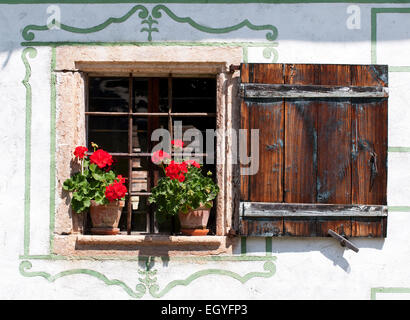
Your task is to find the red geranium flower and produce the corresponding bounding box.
[151,150,171,164]
[116,175,126,184]
[105,181,127,202]
[73,146,88,160]
[185,159,200,168]
[89,149,113,169]
[165,161,188,181]
[171,139,184,149]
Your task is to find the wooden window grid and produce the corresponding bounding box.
[85,74,216,235]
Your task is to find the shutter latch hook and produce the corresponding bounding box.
[328,229,359,253]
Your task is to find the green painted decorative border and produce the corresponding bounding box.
[19,258,276,299]
[371,8,410,72]
[21,47,37,257]
[22,4,278,43]
[19,238,277,299]
[371,287,410,300]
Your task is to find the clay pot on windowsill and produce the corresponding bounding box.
[178,206,211,236]
[90,200,125,235]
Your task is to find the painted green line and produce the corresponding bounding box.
[19,260,146,298]
[371,8,377,64]
[388,147,410,153]
[22,5,149,41]
[22,47,37,256]
[21,41,278,47]
[371,287,410,300]
[149,261,276,298]
[49,47,56,254]
[262,47,279,62]
[389,66,410,72]
[388,206,410,212]
[243,46,249,63]
[4,0,410,4]
[152,4,278,41]
[371,8,410,68]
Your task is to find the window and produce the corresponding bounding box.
[85,76,217,235]
[52,46,242,256]
[239,63,388,237]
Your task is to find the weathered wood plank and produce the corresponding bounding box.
[319,64,351,86]
[284,100,318,203]
[240,83,388,99]
[317,218,352,237]
[240,218,283,236]
[240,63,250,83]
[283,217,317,237]
[285,64,320,85]
[317,99,352,204]
[241,202,388,217]
[351,217,384,237]
[239,202,386,237]
[315,64,352,204]
[351,65,388,88]
[241,63,285,203]
[351,99,388,205]
[251,63,284,84]
[351,65,388,205]
[239,216,385,237]
[284,64,318,203]
[248,101,284,202]
[240,64,250,201]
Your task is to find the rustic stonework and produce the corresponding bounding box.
[54,234,235,257]
[55,71,86,235]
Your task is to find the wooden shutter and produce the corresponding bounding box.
[239,63,388,237]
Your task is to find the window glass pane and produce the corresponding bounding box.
[131,196,149,232]
[88,77,129,113]
[131,159,149,193]
[159,78,169,113]
[133,78,149,113]
[111,157,128,178]
[172,78,216,113]
[132,117,148,153]
[87,116,128,153]
[118,196,148,232]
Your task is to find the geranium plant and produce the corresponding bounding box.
[148,140,219,223]
[63,143,127,213]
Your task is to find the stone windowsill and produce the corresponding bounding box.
[76,234,227,246]
[52,234,233,257]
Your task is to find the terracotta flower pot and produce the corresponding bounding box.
[178,206,210,236]
[90,200,125,235]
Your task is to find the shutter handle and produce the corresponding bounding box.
[328,229,359,253]
[369,151,378,192]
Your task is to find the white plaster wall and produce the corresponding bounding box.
[1,2,410,300]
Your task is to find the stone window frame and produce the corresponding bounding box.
[53,46,243,256]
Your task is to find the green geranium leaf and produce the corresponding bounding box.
[63,178,75,191]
